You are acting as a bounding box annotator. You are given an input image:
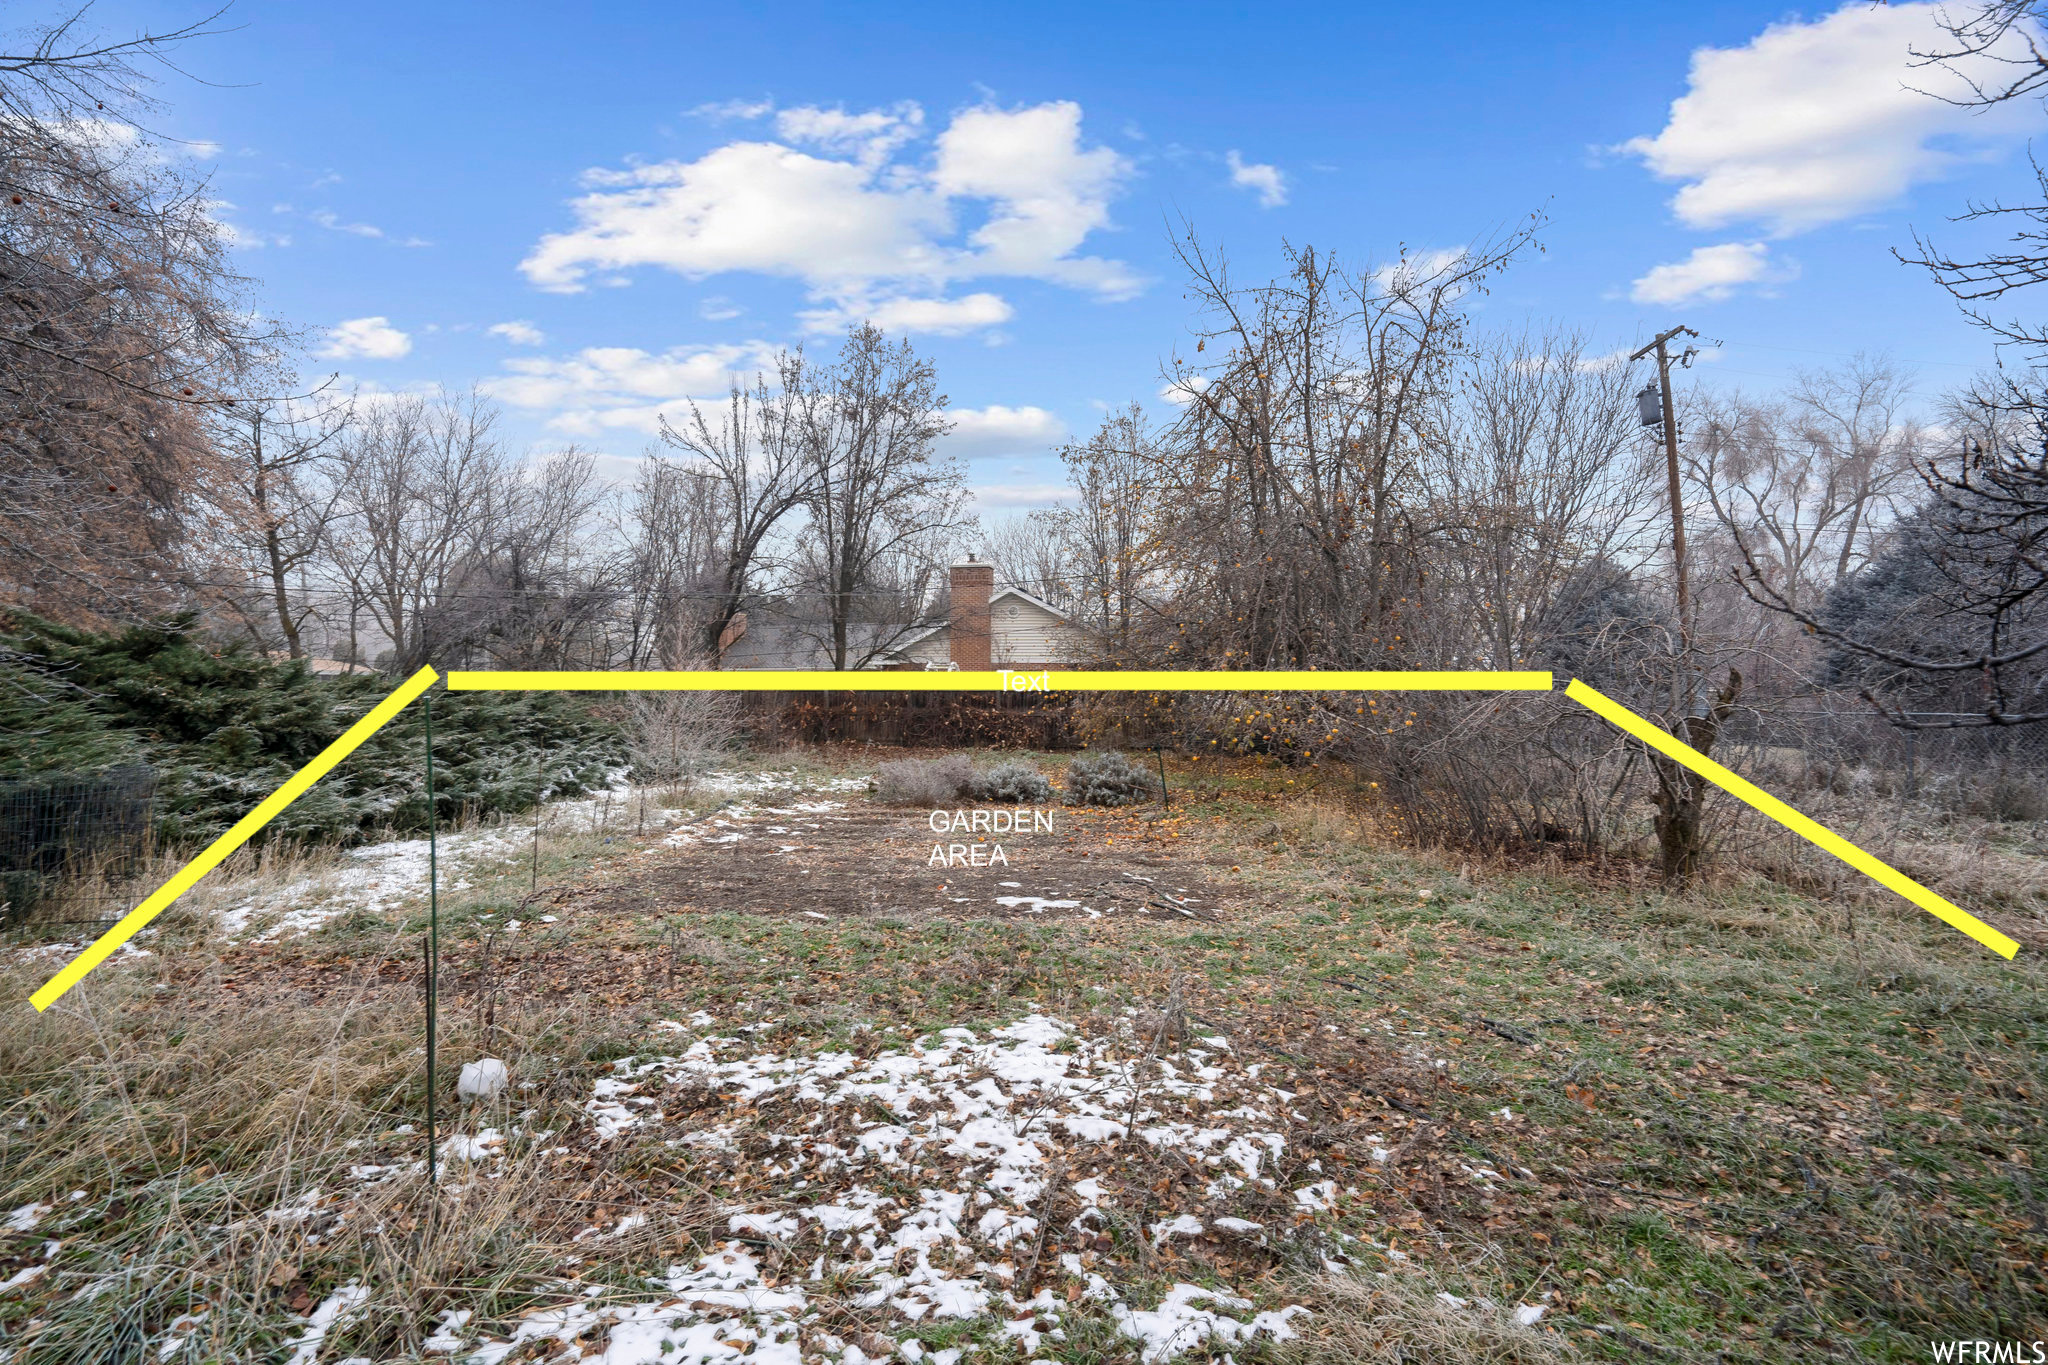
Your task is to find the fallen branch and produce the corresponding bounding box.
[1478,1017,1539,1046]
[1016,1158,1066,1300]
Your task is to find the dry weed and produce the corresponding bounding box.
[874,754,971,805]
[0,947,645,1362]
[1280,1269,1575,1364]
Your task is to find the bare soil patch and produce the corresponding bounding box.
[596,795,1247,926]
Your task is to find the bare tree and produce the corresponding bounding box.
[0,6,278,625]
[981,511,1073,610]
[0,4,246,401]
[1690,358,1924,619]
[628,690,740,794]
[1731,6,2048,726]
[1048,404,1170,660]
[1094,226,1775,882]
[619,454,730,667]
[1901,1,2048,356]
[1742,394,2048,727]
[324,392,511,672]
[1431,328,1657,671]
[796,324,966,669]
[461,448,618,670]
[656,356,818,659]
[205,397,351,657]
[1149,221,1541,671]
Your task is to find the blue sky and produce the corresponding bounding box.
[68,0,2048,506]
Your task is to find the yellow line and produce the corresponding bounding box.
[28,666,442,1012]
[446,669,1554,692]
[1565,678,2020,960]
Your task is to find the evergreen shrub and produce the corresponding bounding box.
[967,760,1053,804]
[0,613,626,847]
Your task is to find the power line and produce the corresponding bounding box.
[1701,335,1988,373]
[5,560,1140,604]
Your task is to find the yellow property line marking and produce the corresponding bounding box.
[28,666,443,1012]
[446,669,1555,692]
[43,664,2005,1007]
[1566,678,2020,960]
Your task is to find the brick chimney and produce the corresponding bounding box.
[948,555,995,670]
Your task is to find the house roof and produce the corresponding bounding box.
[719,615,925,670]
[883,586,1073,657]
[994,584,1069,618]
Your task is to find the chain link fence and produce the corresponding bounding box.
[0,766,157,934]
[1726,706,2048,819]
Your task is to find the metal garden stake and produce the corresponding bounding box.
[424,691,440,1186]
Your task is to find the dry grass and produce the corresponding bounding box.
[1273,791,1387,847]
[0,937,664,1362]
[1727,794,2048,947]
[4,836,345,942]
[0,755,891,1361]
[1266,760,2048,951]
[1280,1270,1576,1364]
[4,743,2040,1361]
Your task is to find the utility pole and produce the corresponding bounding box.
[1630,324,1699,658]
[1630,323,1737,891]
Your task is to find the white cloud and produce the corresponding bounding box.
[488,320,546,346]
[323,375,444,410]
[310,208,384,239]
[483,341,779,436]
[1225,150,1288,208]
[318,316,412,361]
[524,141,948,292]
[56,118,197,167]
[1630,242,1792,305]
[969,481,1075,509]
[689,98,774,123]
[485,332,1066,449]
[209,203,288,250]
[928,103,1136,296]
[941,404,1067,460]
[580,450,658,487]
[1624,2,2034,235]
[699,296,742,321]
[1366,247,1472,298]
[774,102,924,164]
[225,225,289,249]
[799,291,1015,336]
[520,100,1138,331]
[1159,374,1211,406]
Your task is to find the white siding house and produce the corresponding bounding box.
[890,586,1081,669]
[714,558,1084,671]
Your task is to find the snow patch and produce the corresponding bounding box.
[283,1283,367,1365]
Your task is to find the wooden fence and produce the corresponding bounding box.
[739,689,1077,749]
